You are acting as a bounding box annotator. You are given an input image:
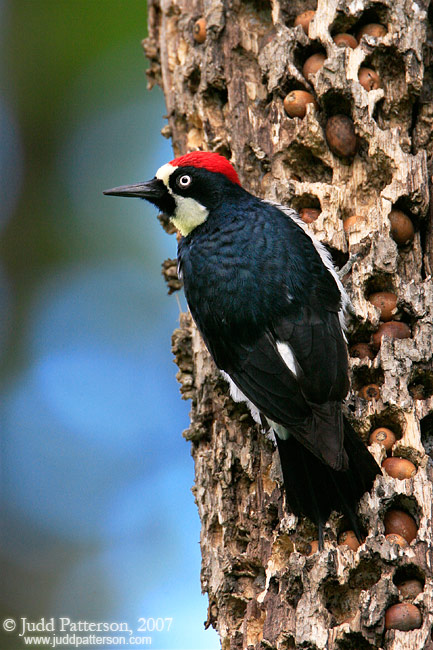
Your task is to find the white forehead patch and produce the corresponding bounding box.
[155,163,177,188]
[155,162,209,236]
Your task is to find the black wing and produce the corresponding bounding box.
[221,304,349,470]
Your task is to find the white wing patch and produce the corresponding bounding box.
[276,341,298,377]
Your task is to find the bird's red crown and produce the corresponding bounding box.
[170,151,241,186]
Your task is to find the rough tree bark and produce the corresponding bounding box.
[144,1,433,648]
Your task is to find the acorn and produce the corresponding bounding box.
[193,18,207,43]
[307,540,319,555]
[359,384,381,400]
[388,209,415,246]
[382,457,417,480]
[338,530,360,551]
[343,215,364,232]
[385,603,422,631]
[333,33,358,49]
[369,427,396,451]
[358,67,381,91]
[325,115,358,158]
[357,23,387,42]
[303,53,326,78]
[372,321,411,350]
[386,533,409,548]
[283,90,317,118]
[368,292,397,322]
[294,10,315,35]
[300,207,321,223]
[384,509,417,544]
[350,342,375,360]
[397,579,423,601]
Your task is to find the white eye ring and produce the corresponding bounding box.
[177,174,192,188]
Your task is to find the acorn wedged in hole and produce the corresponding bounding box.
[357,23,387,42]
[386,533,409,548]
[306,540,319,555]
[368,292,397,322]
[343,215,364,232]
[384,509,417,544]
[294,10,315,35]
[350,342,375,360]
[338,530,360,551]
[283,90,317,118]
[397,579,423,601]
[303,53,326,78]
[359,384,380,400]
[389,209,415,246]
[358,67,381,91]
[372,321,411,350]
[333,33,358,49]
[385,603,422,631]
[193,18,207,43]
[300,207,321,223]
[325,115,358,158]
[382,457,417,480]
[369,427,396,451]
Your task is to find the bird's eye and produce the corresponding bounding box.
[177,174,192,189]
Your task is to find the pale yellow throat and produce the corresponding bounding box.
[155,162,209,237]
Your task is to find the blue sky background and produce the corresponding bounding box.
[0,2,219,648]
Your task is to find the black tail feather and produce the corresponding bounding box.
[275,418,380,546]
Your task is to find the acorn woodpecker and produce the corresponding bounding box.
[104,151,379,544]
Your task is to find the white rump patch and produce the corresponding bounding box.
[220,371,261,424]
[220,371,286,445]
[276,341,298,376]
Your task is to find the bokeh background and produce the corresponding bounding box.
[0,1,219,648]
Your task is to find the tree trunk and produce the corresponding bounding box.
[144,0,433,648]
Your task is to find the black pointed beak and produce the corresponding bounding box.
[103,178,166,200]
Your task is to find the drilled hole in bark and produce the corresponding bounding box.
[370,47,414,133]
[330,12,357,36]
[358,148,394,194]
[282,573,303,607]
[351,5,389,38]
[238,0,272,21]
[421,412,433,460]
[336,633,376,650]
[294,42,327,77]
[326,245,349,272]
[352,366,384,392]
[336,515,367,542]
[408,367,433,400]
[323,560,381,626]
[187,66,201,93]
[202,85,228,108]
[284,3,317,28]
[383,496,420,531]
[281,144,332,183]
[290,194,321,212]
[392,196,422,229]
[364,273,396,296]
[321,89,353,118]
[370,408,405,441]
[393,565,425,589]
[225,595,248,620]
